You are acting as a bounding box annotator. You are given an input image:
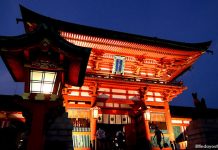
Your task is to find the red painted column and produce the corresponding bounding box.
[27,104,46,150]
[144,119,151,142]
[144,115,151,150]
[164,101,175,142]
[90,114,97,150]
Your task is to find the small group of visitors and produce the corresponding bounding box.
[96,128,125,150]
[153,126,181,150]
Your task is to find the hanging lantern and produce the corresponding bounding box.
[144,108,151,121]
[30,70,58,94]
[91,106,100,119]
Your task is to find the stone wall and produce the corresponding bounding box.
[45,112,74,150]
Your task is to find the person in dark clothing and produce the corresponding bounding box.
[153,126,164,150]
[96,128,106,149]
[114,130,125,150]
[170,141,175,150]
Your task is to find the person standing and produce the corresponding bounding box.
[114,130,125,150]
[153,126,164,150]
[96,128,106,149]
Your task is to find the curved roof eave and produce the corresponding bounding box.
[20,5,211,52]
[0,25,91,57]
[0,25,91,85]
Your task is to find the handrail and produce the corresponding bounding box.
[85,73,183,86]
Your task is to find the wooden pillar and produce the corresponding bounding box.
[144,119,151,141]
[22,100,62,150]
[27,105,46,150]
[164,101,174,141]
[90,111,97,150]
[144,115,151,150]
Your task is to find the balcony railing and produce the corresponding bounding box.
[85,73,183,86]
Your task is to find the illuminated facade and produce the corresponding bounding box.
[0,6,212,150]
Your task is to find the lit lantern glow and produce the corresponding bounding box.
[30,70,57,94]
[91,106,100,119]
[144,108,151,121]
[93,109,98,119]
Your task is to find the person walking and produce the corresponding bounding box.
[153,126,164,150]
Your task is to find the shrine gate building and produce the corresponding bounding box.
[0,6,211,150]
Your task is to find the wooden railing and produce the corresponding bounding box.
[86,73,183,87]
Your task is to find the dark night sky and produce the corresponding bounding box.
[1,0,218,108]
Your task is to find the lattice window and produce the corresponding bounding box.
[146,91,163,102]
[30,70,56,94]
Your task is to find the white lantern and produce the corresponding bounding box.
[91,106,100,119]
[30,70,57,94]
